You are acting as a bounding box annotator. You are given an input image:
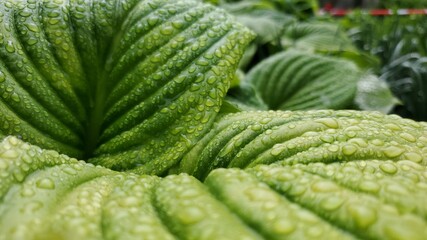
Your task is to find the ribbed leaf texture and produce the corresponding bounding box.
[1,127,427,239]
[0,0,253,175]
[0,0,427,239]
[242,51,362,110]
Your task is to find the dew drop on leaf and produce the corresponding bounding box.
[311,181,340,193]
[315,118,339,128]
[383,146,404,158]
[320,135,334,143]
[118,196,140,207]
[342,144,358,156]
[358,180,381,193]
[20,187,35,197]
[0,71,5,82]
[371,139,384,146]
[320,196,344,211]
[272,219,296,235]
[347,205,377,229]
[13,170,25,182]
[399,132,416,143]
[11,92,20,102]
[177,206,205,225]
[403,152,423,163]
[62,166,77,175]
[36,177,55,189]
[327,145,339,153]
[5,40,15,53]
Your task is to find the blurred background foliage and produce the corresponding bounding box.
[205,0,427,121]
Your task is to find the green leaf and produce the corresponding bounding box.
[231,8,295,44]
[178,110,427,179]
[355,75,401,113]
[240,50,364,111]
[280,21,380,69]
[1,1,427,239]
[0,0,254,174]
[2,133,426,239]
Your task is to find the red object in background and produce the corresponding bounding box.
[322,8,427,16]
[324,3,333,11]
[370,9,391,16]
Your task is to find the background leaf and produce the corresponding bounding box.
[238,50,363,110]
[354,75,401,113]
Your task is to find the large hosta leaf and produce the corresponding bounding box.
[240,50,361,110]
[0,0,253,174]
[1,130,427,239]
[238,50,397,112]
[1,0,427,239]
[177,110,427,179]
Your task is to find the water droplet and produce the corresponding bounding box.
[399,133,416,143]
[20,187,35,197]
[315,118,339,128]
[160,26,173,35]
[207,76,216,85]
[36,177,55,189]
[19,10,32,17]
[147,16,159,26]
[119,196,140,207]
[380,163,397,174]
[347,205,377,229]
[63,167,77,175]
[289,185,306,196]
[312,181,340,192]
[342,144,357,156]
[320,135,334,143]
[383,146,404,158]
[287,143,296,149]
[172,20,184,29]
[371,139,384,146]
[0,71,5,82]
[345,131,357,138]
[273,219,296,235]
[177,206,205,224]
[271,146,284,156]
[205,99,215,107]
[358,180,380,193]
[349,138,368,147]
[384,123,401,131]
[196,59,209,66]
[48,18,59,25]
[180,188,200,198]
[251,124,262,131]
[26,38,38,45]
[327,145,339,153]
[403,152,423,163]
[13,170,25,182]
[11,92,20,102]
[320,196,344,211]
[25,23,39,32]
[5,41,15,53]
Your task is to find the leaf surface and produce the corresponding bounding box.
[0,0,254,174]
